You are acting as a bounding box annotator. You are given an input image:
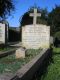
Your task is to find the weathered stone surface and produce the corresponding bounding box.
[0,23,5,44]
[22,24,50,49]
[15,48,25,59]
[0,23,8,44]
[29,8,41,26]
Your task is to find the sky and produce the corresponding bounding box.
[7,0,60,27]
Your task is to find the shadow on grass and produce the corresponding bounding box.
[32,48,54,80]
[53,52,60,55]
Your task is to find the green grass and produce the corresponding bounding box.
[0,47,14,52]
[40,47,60,80]
[53,47,60,53]
[0,49,41,74]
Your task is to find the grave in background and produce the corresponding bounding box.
[0,22,8,45]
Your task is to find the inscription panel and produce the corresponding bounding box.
[22,25,50,49]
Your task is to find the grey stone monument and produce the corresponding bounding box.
[22,8,50,49]
[0,21,8,45]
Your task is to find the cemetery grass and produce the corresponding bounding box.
[0,49,41,74]
[40,47,60,80]
[0,46,15,52]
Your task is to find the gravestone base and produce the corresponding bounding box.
[15,48,25,59]
[22,42,50,49]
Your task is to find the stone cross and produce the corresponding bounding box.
[30,8,41,26]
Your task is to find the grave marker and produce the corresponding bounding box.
[22,8,50,49]
[22,25,50,49]
[0,23,8,45]
[15,48,25,59]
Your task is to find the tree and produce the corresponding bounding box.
[48,5,60,35]
[38,8,48,25]
[20,7,48,26]
[0,0,14,19]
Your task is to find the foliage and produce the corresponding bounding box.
[53,31,60,47]
[0,0,14,19]
[39,48,60,80]
[20,7,48,26]
[20,5,60,36]
[54,31,60,40]
[48,5,60,35]
[26,48,42,56]
[0,47,12,51]
[53,47,60,53]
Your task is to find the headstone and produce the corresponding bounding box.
[1,20,9,44]
[0,21,9,45]
[0,23,5,44]
[21,8,50,49]
[15,48,25,59]
[22,25,50,49]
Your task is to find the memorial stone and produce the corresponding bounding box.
[22,8,50,49]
